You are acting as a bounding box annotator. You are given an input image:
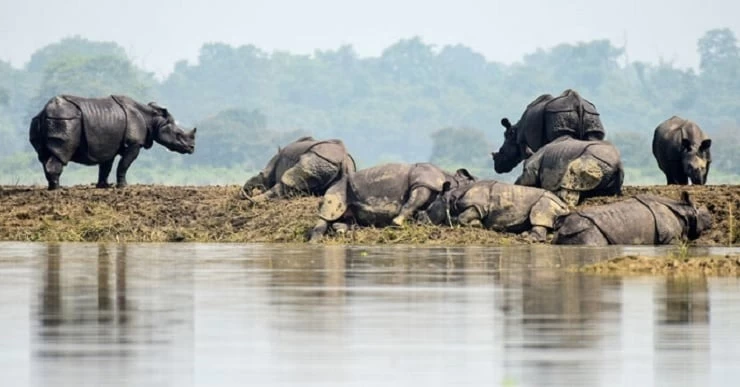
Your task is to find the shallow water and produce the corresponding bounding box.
[1,242,740,387]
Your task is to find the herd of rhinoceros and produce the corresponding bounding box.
[27,89,716,246]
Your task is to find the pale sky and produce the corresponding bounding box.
[1,0,739,77]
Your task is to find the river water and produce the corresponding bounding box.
[1,242,740,387]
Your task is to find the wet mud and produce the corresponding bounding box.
[576,254,740,276]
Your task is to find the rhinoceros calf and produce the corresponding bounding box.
[492,89,605,173]
[425,180,570,241]
[29,95,196,190]
[240,136,356,203]
[552,192,713,246]
[515,137,624,206]
[309,163,476,242]
[652,116,712,185]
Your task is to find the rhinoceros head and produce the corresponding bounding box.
[680,138,712,185]
[680,191,713,240]
[149,103,196,154]
[492,118,532,174]
[425,170,476,226]
[241,152,281,198]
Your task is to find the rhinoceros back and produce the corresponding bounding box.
[536,138,619,192]
[348,163,414,204]
[544,90,604,142]
[62,95,127,163]
[562,196,683,244]
[516,93,554,152]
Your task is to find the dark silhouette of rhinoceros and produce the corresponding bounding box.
[309,163,476,242]
[552,192,713,246]
[424,180,570,242]
[29,95,196,190]
[515,137,624,206]
[652,116,712,185]
[240,136,356,203]
[492,89,605,174]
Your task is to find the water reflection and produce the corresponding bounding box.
[0,243,738,386]
[30,243,194,386]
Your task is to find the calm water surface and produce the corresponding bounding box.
[1,242,740,387]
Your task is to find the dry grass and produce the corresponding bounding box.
[0,183,738,245]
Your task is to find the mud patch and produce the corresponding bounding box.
[576,254,740,276]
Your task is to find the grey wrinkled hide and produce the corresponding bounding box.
[492,89,605,173]
[426,180,569,240]
[309,163,476,241]
[515,137,624,206]
[29,95,196,190]
[241,136,356,202]
[652,116,712,185]
[552,194,713,246]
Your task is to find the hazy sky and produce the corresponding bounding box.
[1,0,739,77]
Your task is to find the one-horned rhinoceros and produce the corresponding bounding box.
[29,95,196,190]
[492,89,605,174]
[308,163,476,242]
[424,180,570,242]
[552,192,713,246]
[652,116,712,185]
[240,136,356,203]
[514,137,624,206]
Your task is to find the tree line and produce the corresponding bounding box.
[1,28,738,185]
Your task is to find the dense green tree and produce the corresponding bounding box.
[1,31,739,185]
[25,36,128,74]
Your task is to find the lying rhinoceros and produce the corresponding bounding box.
[424,180,570,242]
[29,95,196,190]
[240,136,356,203]
[552,192,713,246]
[515,137,624,206]
[308,163,476,242]
[492,89,605,173]
[652,116,712,185]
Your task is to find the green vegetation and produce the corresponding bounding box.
[1,31,739,185]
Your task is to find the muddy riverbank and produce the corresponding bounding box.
[0,184,737,245]
[576,254,740,276]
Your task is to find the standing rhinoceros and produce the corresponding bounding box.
[552,192,713,246]
[29,95,196,190]
[239,136,356,203]
[652,116,712,185]
[515,137,624,206]
[308,163,476,242]
[424,180,570,242]
[492,89,605,173]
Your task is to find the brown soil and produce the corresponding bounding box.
[0,184,737,244]
[576,254,740,276]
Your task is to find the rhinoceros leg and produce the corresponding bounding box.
[529,226,547,242]
[392,187,433,227]
[558,156,603,206]
[96,159,114,188]
[309,219,329,243]
[665,165,689,185]
[116,145,141,188]
[43,155,64,191]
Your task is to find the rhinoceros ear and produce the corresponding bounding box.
[148,102,169,117]
[455,168,476,181]
[681,139,692,151]
[700,139,712,151]
[680,191,694,206]
[501,118,512,130]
